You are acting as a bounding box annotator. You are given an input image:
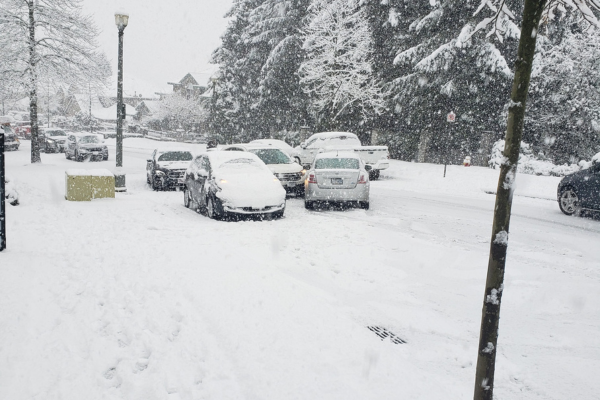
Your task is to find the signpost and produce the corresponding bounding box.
[1,129,5,251]
[444,111,456,177]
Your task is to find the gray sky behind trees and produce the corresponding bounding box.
[81,0,232,96]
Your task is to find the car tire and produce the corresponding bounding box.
[558,187,581,216]
[184,187,191,208]
[146,173,151,184]
[274,209,285,219]
[369,170,380,181]
[206,196,219,220]
[65,151,70,159]
[359,201,370,210]
[152,175,163,191]
[75,150,81,162]
[305,200,314,210]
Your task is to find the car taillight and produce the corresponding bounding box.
[308,173,317,184]
[358,174,367,184]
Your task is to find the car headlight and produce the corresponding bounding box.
[47,139,55,143]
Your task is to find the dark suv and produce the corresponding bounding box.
[65,133,108,161]
[557,156,600,216]
[41,128,68,153]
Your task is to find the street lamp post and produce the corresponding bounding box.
[115,12,129,191]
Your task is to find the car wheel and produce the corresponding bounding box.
[305,200,314,210]
[184,187,191,208]
[152,175,163,191]
[206,196,219,219]
[359,201,370,210]
[559,187,581,216]
[369,170,380,181]
[274,209,285,219]
[75,150,81,162]
[146,173,151,184]
[65,151,70,159]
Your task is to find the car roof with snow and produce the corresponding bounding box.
[249,139,293,148]
[315,151,360,160]
[307,131,359,140]
[155,148,194,154]
[207,150,264,166]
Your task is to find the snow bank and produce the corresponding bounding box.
[488,139,586,177]
[4,177,19,206]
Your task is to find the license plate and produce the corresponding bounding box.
[331,178,343,185]
[92,151,99,155]
[286,182,296,187]
[177,178,184,184]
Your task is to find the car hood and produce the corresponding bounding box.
[157,161,190,170]
[215,171,286,208]
[80,143,106,149]
[266,163,303,174]
[48,135,67,141]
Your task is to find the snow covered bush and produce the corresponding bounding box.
[4,178,19,206]
[489,139,581,176]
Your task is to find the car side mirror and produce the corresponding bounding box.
[364,165,373,172]
[303,164,311,170]
[147,159,152,163]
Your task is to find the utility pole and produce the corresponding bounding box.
[114,12,129,192]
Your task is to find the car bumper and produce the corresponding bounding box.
[222,202,285,215]
[305,183,369,202]
[367,160,389,170]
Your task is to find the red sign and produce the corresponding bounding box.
[447,111,456,123]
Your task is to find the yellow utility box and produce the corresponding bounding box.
[65,169,115,201]
[90,170,115,199]
[65,170,92,201]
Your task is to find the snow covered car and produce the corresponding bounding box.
[65,132,108,161]
[183,152,286,220]
[304,152,370,210]
[147,149,194,191]
[220,144,306,195]
[248,139,301,159]
[295,132,389,180]
[557,153,600,216]
[2,124,20,151]
[41,128,68,153]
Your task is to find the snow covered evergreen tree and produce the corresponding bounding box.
[526,11,600,164]
[0,0,110,163]
[210,0,269,143]
[364,0,521,163]
[299,0,385,134]
[251,0,311,139]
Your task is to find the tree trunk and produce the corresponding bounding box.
[28,1,41,163]
[473,1,547,400]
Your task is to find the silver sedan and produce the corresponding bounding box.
[304,152,370,210]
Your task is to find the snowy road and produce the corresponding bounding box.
[1,139,599,400]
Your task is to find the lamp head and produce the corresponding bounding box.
[115,13,129,30]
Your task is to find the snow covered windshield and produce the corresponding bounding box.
[158,151,193,162]
[249,149,291,164]
[46,130,66,136]
[315,158,360,169]
[79,135,100,144]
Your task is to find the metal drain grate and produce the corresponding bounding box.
[367,326,406,344]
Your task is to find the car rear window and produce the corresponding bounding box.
[315,158,360,170]
[158,151,193,162]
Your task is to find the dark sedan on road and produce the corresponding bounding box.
[557,155,600,216]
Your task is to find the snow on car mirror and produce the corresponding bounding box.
[364,164,373,171]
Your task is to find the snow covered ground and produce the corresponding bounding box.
[1,139,599,400]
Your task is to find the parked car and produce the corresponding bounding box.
[14,123,31,139]
[65,132,108,161]
[248,139,301,159]
[557,154,600,216]
[40,128,68,153]
[304,152,371,210]
[146,148,194,190]
[2,124,20,151]
[220,144,306,195]
[183,152,286,220]
[295,132,389,180]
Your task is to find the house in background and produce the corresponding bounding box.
[165,72,212,100]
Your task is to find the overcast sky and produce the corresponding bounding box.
[81,0,233,97]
